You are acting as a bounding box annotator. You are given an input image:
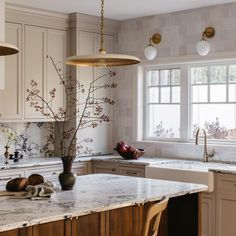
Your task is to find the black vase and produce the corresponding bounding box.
[59,156,76,191]
[59,172,76,191]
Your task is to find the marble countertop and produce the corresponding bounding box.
[0,155,175,170]
[0,156,92,170]
[1,154,236,175]
[0,174,207,232]
[148,160,236,175]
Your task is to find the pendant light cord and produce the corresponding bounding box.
[99,0,106,53]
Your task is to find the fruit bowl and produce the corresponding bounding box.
[114,141,146,160]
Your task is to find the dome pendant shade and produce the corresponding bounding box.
[0,42,19,56]
[66,52,140,67]
[66,0,140,67]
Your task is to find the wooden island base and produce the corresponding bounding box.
[0,193,199,236]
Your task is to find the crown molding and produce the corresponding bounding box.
[5,3,69,30]
[69,13,120,35]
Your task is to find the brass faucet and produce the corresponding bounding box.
[195,128,214,162]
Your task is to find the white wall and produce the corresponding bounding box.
[115,2,236,163]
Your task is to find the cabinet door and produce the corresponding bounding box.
[77,31,114,156]
[216,174,236,236]
[93,34,114,155]
[118,165,145,177]
[0,22,22,120]
[24,25,46,120]
[26,164,62,187]
[92,162,117,174]
[46,29,67,118]
[201,196,214,236]
[73,162,89,176]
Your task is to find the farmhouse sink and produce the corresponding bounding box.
[145,161,215,192]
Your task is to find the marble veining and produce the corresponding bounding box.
[0,155,174,170]
[2,155,236,175]
[0,174,207,232]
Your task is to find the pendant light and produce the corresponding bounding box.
[0,42,19,56]
[66,0,140,67]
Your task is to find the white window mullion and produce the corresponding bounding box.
[180,65,189,141]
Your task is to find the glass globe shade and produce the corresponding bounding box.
[144,45,157,60]
[196,39,211,56]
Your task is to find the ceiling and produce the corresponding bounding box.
[5,0,236,20]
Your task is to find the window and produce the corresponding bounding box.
[191,64,236,141]
[143,60,236,143]
[144,68,181,140]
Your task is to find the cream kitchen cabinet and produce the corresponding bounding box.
[216,173,236,236]
[77,31,114,156]
[24,25,67,121]
[92,162,118,174]
[0,161,89,189]
[118,165,145,177]
[26,164,63,182]
[92,161,146,177]
[26,162,89,180]
[73,162,91,176]
[201,192,215,236]
[0,22,22,121]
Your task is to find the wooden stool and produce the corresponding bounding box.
[142,197,169,236]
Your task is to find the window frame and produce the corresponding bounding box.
[143,64,188,142]
[142,59,236,145]
[189,60,236,144]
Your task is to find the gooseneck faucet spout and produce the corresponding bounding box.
[195,128,214,162]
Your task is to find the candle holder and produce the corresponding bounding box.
[4,146,10,164]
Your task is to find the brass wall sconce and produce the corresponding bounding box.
[196,26,215,56]
[144,33,162,60]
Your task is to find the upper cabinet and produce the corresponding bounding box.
[24,25,47,120]
[0,22,22,120]
[24,25,67,120]
[77,31,114,155]
[0,8,68,122]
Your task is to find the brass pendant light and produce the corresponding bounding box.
[0,42,19,56]
[66,0,140,67]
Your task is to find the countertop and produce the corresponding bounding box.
[1,154,236,175]
[0,174,207,232]
[0,155,174,170]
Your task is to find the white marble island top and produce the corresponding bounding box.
[0,174,207,232]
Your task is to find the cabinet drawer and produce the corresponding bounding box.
[217,173,236,200]
[92,162,118,174]
[118,166,145,177]
[26,165,63,179]
[73,162,89,176]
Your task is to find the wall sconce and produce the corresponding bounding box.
[144,33,162,60]
[196,27,215,56]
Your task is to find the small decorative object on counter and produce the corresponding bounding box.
[4,146,10,164]
[6,177,28,192]
[114,141,145,160]
[6,174,45,192]
[26,57,116,190]
[4,174,55,200]
[0,128,17,164]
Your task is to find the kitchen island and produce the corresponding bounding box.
[0,174,207,236]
